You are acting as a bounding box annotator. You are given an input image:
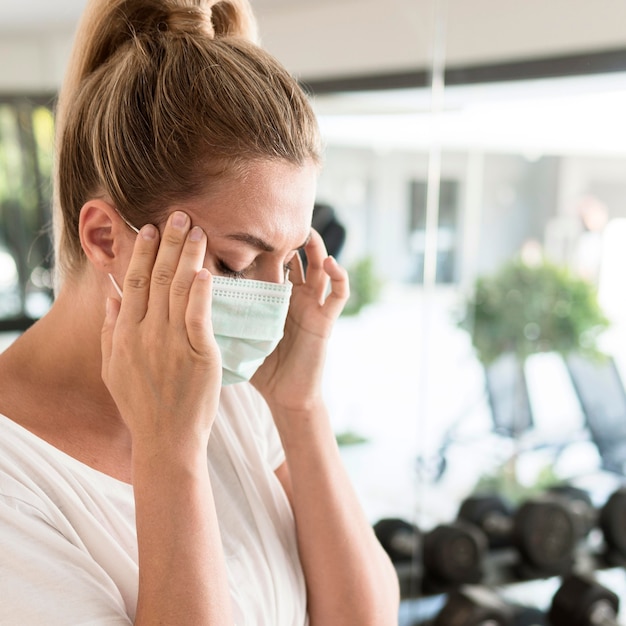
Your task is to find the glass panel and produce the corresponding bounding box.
[0,104,26,318]
[313,71,626,620]
[0,100,54,322]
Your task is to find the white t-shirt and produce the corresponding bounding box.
[0,383,308,625]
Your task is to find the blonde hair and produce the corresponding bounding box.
[53,0,321,285]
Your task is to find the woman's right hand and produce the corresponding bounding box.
[100,210,222,452]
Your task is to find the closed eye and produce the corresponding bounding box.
[216,259,249,279]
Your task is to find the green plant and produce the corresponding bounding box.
[458,258,609,365]
[342,256,382,317]
[473,458,560,504]
[335,430,369,446]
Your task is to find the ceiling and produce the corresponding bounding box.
[0,0,317,30]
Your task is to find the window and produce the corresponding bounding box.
[0,96,55,329]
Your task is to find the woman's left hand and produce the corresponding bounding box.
[251,229,349,416]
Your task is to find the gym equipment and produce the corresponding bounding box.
[422,522,487,591]
[433,586,514,626]
[458,494,577,577]
[458,495,515,550]
[546,484,596,539]
[545,484,626,566]
[373,517,420,564]
[548,573,620,626]
[373,517,486,591]
[598,487,626,566]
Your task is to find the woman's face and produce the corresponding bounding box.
[175,159,318,284]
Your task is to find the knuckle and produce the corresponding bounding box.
[163,230,185,246]
[125,272,150,290]
[152,266,175,286]
[170,278,189,298]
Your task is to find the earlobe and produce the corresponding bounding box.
[79,200,125,271]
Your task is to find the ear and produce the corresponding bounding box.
[78,200,132,272]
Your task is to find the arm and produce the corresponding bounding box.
[274,419,399,626]
[252,230,399,626]
[101,212,234,625]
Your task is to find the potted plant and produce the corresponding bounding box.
[459,255,609,434]
[459,257,609,366]
[458,254,610,492]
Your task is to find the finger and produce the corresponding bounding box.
[302,229,330,302]
[120,224,159,323]
[321,255,350,319]
[290,249,306,286]
[169,226,207,325]
[185,268,216,358]
[101,296,121,384]
[147,211,191,319]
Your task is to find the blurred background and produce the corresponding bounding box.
[3,1,626,623]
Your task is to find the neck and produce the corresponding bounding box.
[2,271,120,426]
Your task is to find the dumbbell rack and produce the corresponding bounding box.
[398,567,626,625]
[385,486,626,625]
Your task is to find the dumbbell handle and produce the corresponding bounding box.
[482,511,513,536]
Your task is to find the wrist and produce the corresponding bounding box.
[131,436,209,481]
[269,400,334,445]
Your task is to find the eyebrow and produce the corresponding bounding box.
[226,231,311,252]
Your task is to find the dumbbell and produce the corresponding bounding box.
[545,484,626,566]
[598,487,626,566]
[457,494,577,577]
[422,521,487,592]
[433,586,514,626]
[548,573,620,626]
[546,484,597,540]
[429,586,548,626]
[373,517,486,591]
[373,517,420,564]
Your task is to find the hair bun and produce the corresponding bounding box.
[160,1,258,41]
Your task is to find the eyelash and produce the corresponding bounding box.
[217,259,295,280]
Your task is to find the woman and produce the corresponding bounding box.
[0,0,399,624]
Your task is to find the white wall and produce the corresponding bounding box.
[2,0,626,91]
[0,29,75,92]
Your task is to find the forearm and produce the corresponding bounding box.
[132,444,233,625]
[275,406,400,626]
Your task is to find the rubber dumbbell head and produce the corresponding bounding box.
[373,517,420,564]
[434,586,514,626]
[549,573,620,626]
[423,521,487,588]
[458,494,515,550]
[599,487,626,564]
[511,497,576,576]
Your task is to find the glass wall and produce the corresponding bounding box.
[311,70,626,618]
[0,96,54,331]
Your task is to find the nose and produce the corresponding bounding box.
[256,263,290,285]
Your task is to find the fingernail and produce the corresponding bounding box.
[141,224,157,240]
[105,297,114,316]
[189,226,203,242]
[172,211,188,229]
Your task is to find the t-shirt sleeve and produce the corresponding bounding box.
[0,495,133,626]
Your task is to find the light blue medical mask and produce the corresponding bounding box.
[210,275,292,384]
[108,213,292,385]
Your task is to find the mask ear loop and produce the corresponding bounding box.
[108,208,141,298]
[114,207,140,234]
[108,273,124,298]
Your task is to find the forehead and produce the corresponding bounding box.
[184,159,318,246]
